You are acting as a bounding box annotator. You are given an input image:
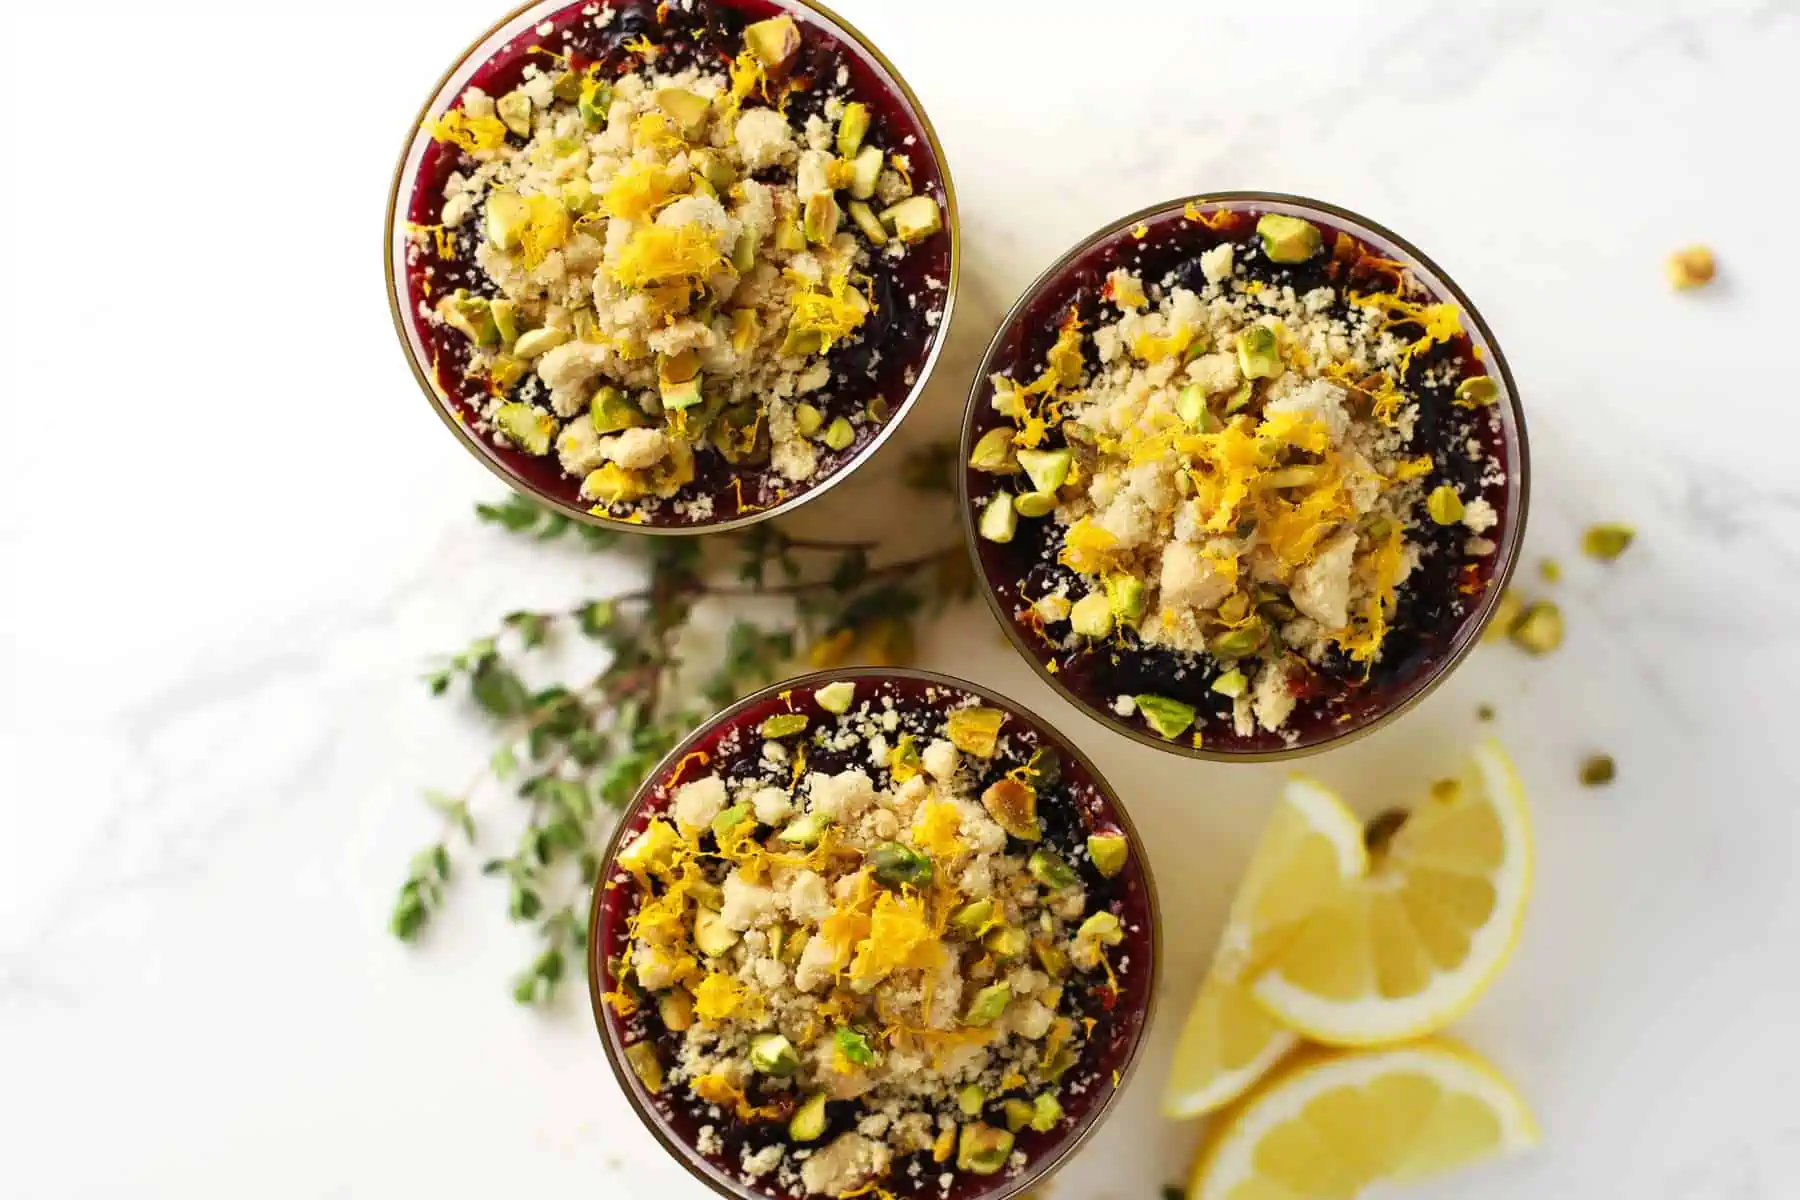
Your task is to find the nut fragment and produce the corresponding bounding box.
[789,1092,828,1142]
[749,1033,800,1076]
[1427,485,1466,526]
[814,680,855,714]
[1510,601,1564,655]
[1256,213,1324,263]
[624,1042,664,1093]
[947,707,1007,757]
[1582,523,1635,561]
[1069,593,1114,638]
[1455,376,1499,408]
[868,841,933,888]
[956,1123,1015,1175]
[968,427,1019,474]
[1134,694,1196,740]
[962,982,1011,1026]
[981,777,1041,841]
[1235,325,1282,379]
[1086,832,1129,878]
[1579,753,1616,787]
[1666,245,1715,290]
[744,14,801,69]
[1027,849,1078,891]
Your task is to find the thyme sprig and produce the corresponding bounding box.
[391,460,971,1005]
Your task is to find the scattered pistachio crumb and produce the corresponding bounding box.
[1666,246,1716,290]
[1580,753,1616,787]
[1582,523,1635,562]
[1539,557,1561,583]
[1510,601,1564,655]
[1476,703,1496,722]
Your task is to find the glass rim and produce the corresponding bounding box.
[956,191,1532,763]
[585,665,1163,1200]
[382,0,962,537]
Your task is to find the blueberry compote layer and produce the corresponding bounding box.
[592,673,1155,1200]
[398,0,952,527]
[965,202,1519,755]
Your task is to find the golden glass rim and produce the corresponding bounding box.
[382,0,962,538]
[585,665,1163,1200]
[956,191,1532,764]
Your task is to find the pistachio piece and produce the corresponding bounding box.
[1256,213,1324,263]
[789,1092,829,1143]
[1455,375,1499,408]
[1000,1099,1034,1134]
[1235,325,1282,379]
[694,906,740,957]
[1104,573,1146,623]
[1427,485,1465,526]
[1176,382,1220,430]
[660,376,703,411]
[835,101,872,159]
[1133,694,1196,740]
[868,841,934,888]
[1078,910,1124,947]
[847,199,888,245]
[1013,491,1056,518]
[760,712,809,738]
[957,1085,986,1118]
[1583,523,1635,561]
[932,1126,957,1164]
[577,77,612,129]
[1210,667,1248,698]
[1086,832,1129,878]
[490,298,521,348]
[978,493,1017,543]
[583,463,644,504]
[1208,624,1265,660]
[485,190,530,250]
[947,707,1007,757]
[803,192,841,244]
[783,927,810,964]
[956,1124,1015,1175]
[1029,1093,1064,1133]
[815,680,856,714]
[791,402,824,438]
[981,777,1040,842]
[624,1042,664,1093]
[822,416,856,451]
[550,70,582,103]
[749,1033,800,1077]
[1580,753,1616,787]
[1069,593,1114,638]
[1222,380,1254,413]
[511,327,568,360]
[494,402,555,455]
[437,291,500,347]
[1666,245,1715,290]
[1027,850,1078,891]
[778,811,830,847]
[1510,601,1564,655]
[962,982,1012,1027]
[881,195,942,244]
[616,819,680,875]
[658,990,694,1033]
[496,89,533,137]
[848,145,884,200]
[590,386,644,434]
[691,149,736,193]
[774,219,807,254]
[968,427,1019,473]
[744,14,801,69]
[710,803,752,840]
[984,925,1029,960]
[1031,936,1069,978]
[1016,448,1073,495]
[950,899,995,939]
[653,87,710,138]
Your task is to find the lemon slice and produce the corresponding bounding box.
[1252,739,1533,1046]
[1188,1038,1539,1199]
[1162,779,1366,1117]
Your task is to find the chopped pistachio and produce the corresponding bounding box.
[584,464,644,504]
[881,195,942,243]
[868,841,933,888]
[1176,383,1220,429]
[790,402,824,438]
[694,906,740,957]
[1016,448,1073,494]
[1580,753,1616,787]
[1666,245,1715,290]
[1455,375,1499,408]
[510,327,566,361]
[1208,625,1265,660]
[848,145,884,200]
[438,291,499,347]
[789,1092,829,1142]
[866,395,891,422]
[660,376,703,411]
[1000,1099,1035,1134]
[1583,523,1636,561]
[1027,850,1077,891]
[1539,557,1562,583]
[759,712,809,738]
[957,1085,986,1118]
[1031,937,1069,978]
[962,982,1012,1026]
[783,927,810,964]
[485,190,530,250]
[1104,573,1146,623]
[1086,832,1129,878]
[1034,593,1073,624]
[1077,910,1124,948]
[1510,601,1564,655]
[1256,213,1324,263]
[932,1125,956,1164]
[550,70,582,103]
[577,77,612,129]
[624,1042,664,1093]
[978,493,1017,543]
[731,229,758,272]
[1222,380,1254,413]
[822,416,856,452]
[950,899,995,938]
[691,149,736,193]
[814,680,855,714]
[1070,593,1115,638]
[494,402,554,455]
[1210,668,1248,698]
[847,198,888,245]
[774,218,807,254]
[658,990,693,1033]
[778,811,830,847]
[981,777,1040,841]
[710,803,752,840]
[653,87,709,137]
[803,192,841,244]
[590,386,643,434]
[744,14,801,69]
[1029,1093,1064,1133]
[748,1033,800,1077]
[1236,325,1282,379]
[1427,485,1465,526]
[1013,491,1056,518]
[490,298,521,347]
[957,1124,1015,1175]
[984,925,1028,960]
[968,427,1019,473]
[496,89,533,137]
[947,707,1006,757]
[1134,694,1196,740]
[836,101,872,158]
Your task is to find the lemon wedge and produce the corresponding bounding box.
[1188,1038,1539,1199]
[1162,779,1366,1117]
[1251,739,1533,1046]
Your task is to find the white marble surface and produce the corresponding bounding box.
[4,0,1800,1195]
